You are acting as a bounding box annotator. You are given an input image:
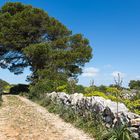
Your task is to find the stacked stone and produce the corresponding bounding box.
[46,92,140,139]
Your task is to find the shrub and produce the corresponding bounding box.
[107,95,121,102]
[75,85,85,93]
[129,80,140,90]
[101,124,135,140]
[10,84,29,95]
[56,85,67,92]
[84,86,98,93]
[3,85,11,93]
[98,85,107,93]
[85,90,140,115]
[124,99,140,115]
[28,81,54,99]
[132,91,140,100]
[85,91,120,101]
[67,78,77,94]
[0,79,9,89]
[106,87,120,95]
[85,91,108,99]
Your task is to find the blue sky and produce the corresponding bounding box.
[0,0,140,87]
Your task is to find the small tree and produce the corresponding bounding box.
[90,79,97,91]
[68,78,77,94]
[90,79,94,87]
[114,73,123,125]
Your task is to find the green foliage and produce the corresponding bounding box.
[101,125,135,140]
[0,2,92,86]
[132,92,140,100]
[84,86,97,93]
[0,79,7,105]
[28,69,69,99]
[129,80,140,90]
[124,99,140,115]
[98,85,107,93]
[0,2,50,74]
[106,87,120,95]
[85,91,108,99]
[0,79,9,102]
[84,90,123,103]
[84,87,140,115]
[66,78,77,94]
[24,34,92,82]
[109,84,122,89]
[0,79,9,89]
[3,85,11,93]
[56,85,67,92]
[28,80,54,99]
[0,2,92,99]
[56,84,85,94]
[75,85,85,93]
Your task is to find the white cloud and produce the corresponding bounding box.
[111,71,126,78]
[82,67,99,77]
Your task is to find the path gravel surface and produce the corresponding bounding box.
[0,95,94,140]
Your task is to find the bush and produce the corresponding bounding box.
[56,83,85,94]
[132,91,140,100]
[124,99,140,115]
[98,85,107,93]
[84,86,98,93]
[106,87,120,95]
[101,124,135,140]
[85,91,108,99]
[3,85,11,93]
[0,79,9,89]
[10,84,29,95]
[56,85,67,92]
[84,89,140,115]
[129,80,140,90]
[75,85,85,93]
[28,81,54,99]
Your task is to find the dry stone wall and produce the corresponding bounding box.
[46,92,140,139]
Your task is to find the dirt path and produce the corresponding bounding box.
[0,95,94,140]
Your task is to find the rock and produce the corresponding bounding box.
[104,107,113,116]
[70,93,83,105]
[130,118,140,127]
[130,127,138,132]
[103,107,115,124]
[105,116,113,124]
[132,132,139,139]
[127,112,138,120]
[57,92,70,105]
[47,92,58,100]
[92,103,102,113]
